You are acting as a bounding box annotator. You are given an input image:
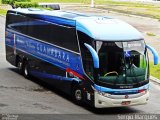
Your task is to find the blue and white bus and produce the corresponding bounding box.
[5,8,158,108]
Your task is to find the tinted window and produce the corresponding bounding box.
[27,17,79,52]
[6,13,28,34]
[6,12,79,52]
[97,41,148,85]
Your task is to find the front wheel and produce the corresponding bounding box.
[72,85,83,105]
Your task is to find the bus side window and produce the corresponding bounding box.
[26,17,79,53]
[7,13,80,53]
[6,13,28,34]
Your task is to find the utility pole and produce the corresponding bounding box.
[91,0,95,8]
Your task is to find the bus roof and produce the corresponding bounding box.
[9,8,143,41]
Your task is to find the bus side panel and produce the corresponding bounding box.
[5,11,96,105]
[15,48,73,93]
[5,31,16,66]
[13,33,84,94]
[30,57,73,94]
[15,34,84,75]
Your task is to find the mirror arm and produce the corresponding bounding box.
[84,43,99,68]
[146,45,158,65]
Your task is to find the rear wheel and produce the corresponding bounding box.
[72,85,83,105]
[17,59,23,74]
[23,61,30,78]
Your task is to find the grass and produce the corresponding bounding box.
[32,0,90,3]
[95,0,160,20]
[150,62,160,80]
[0,0,160,20]
[0,9,7,15]
[146,32,156,36]
[0,0,90,4]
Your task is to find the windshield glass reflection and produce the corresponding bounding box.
[96,40,148,85]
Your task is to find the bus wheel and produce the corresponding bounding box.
[17,60,23,74]
[23,62,30,78]
[72,85,83,105]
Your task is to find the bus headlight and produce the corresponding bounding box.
[91,86,111,98]
[97,91,111,97]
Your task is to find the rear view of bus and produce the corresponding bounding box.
[76,17,159,108]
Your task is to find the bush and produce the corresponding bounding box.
[2,0,31,5]
[2,0,13,4]
[13,0,30,2]
[14,2,39,8]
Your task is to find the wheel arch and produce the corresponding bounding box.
[71,78,82,93]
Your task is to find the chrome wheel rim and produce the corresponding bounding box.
[24,66,28,76]
[18,62,22,70]
[75,89,82,100]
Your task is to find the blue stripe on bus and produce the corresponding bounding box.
[31,70,82,83]
[76,22,93,39]
[30,70,74,81]
[94,84,149,95]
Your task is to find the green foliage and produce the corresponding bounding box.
[146,32,156,36]
[2,0,38,8]
[2,0,31,5]
[0,9,7,15]
[14,2,38,8]
[1,0,90,4]
[14,0,30,2]
[2,0,12,4]
[31,0,90,3]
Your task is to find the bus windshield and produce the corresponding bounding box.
[96,40,148,86]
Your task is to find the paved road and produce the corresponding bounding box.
[0,6,160,119]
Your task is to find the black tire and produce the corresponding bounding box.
[17,59,23,74]
[23,61,30,79]
[72,85,83,105]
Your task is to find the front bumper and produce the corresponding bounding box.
[94,91,149,108]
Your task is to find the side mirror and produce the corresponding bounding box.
[84,43,99,68]
[146,45,158,65]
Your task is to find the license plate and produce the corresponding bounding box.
[121,101,131,105]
